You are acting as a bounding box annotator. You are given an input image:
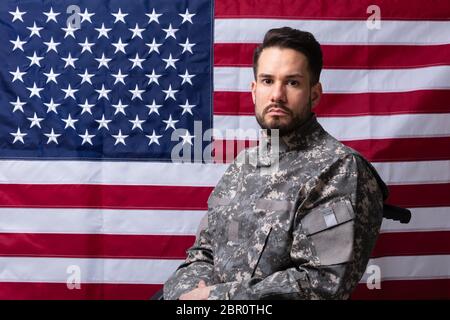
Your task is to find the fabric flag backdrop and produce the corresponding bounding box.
[0,0,449,299]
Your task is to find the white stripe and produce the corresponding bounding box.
[372,160,450,185]
[214,114,450,140]
[381,207,450,233]
[0,255,447,284]
[0,160,228,186]
[361,255,450,282]
[215,19,450,45]
[0,159,448,186]
[0,208,206,236]
[214,66,450,93]
[0,257,182,284]
[0,207,445,235]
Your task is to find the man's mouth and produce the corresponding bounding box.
[266,107,289,116]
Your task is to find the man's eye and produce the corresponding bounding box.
[261,79,273,84]
[288,80,299,86]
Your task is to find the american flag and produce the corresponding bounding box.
[0,0,449,299]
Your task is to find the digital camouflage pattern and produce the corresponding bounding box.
[164,114,388,300]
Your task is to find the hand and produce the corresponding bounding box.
[179,280,211,300]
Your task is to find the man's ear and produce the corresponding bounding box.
[251,81,256,104]
[310,82,322,108]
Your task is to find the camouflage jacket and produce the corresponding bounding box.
[164,114,388,300]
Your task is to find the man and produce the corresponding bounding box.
[164,27,388,300]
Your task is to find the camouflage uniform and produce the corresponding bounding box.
[164,114,388,300]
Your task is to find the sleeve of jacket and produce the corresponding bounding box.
[207,153,387,300]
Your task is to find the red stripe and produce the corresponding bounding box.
[215,0,450,20]
[213,137,450,163]
[372,231,450,258]
[215,44,450,69]
[0,184,212,210]
[351,279,450,300]
[387,183,450,208]
[213,90,450,116]
[0,233,195,259]
[0,282,161,300]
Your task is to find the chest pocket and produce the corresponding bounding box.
[301,198,355,266]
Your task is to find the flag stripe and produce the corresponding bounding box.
[0,255,447,283]
[215,0,450,21]
[1,231,447,260]
[213,90,450,116]
[215,43,450,69]
[213,137,450,163]
[0,208,206,235]
[214,19,450,45]
[0,207,447,236]
[387,183,450,208]
[352,279,450,300]
[214,66,450,93]
[0,233,195,259]
[214,114,450,140]
[371,231,450,258]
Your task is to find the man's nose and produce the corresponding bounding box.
[270,82,286,103]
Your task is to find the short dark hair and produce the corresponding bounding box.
[252,27,323,85]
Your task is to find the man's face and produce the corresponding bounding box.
[252,47,322,135]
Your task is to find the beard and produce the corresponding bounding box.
[255,102,308,136]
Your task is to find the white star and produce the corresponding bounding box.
[129,23,145,39]
[112,9,128,24]
[27,82,44,98]
[44,37,60,53]
[10,128,27,144]
[78,38,94,53]
[62,114,78,129]
[163,115,179,130]
[44,98,61,113]
[95,23,111,39]
[179,38,196,54]
[129,115,145,131]
[146,130,163,145]
[179,9,196,24]
[112,69,127,85]
[96,84,111,100]
[79,99,95,114]
[179,99,196,115]
[146,9,162,24]
[112,38,128,54]
[62,84,78,100]
[146,100,163,115]
[112,130,128,146]
[162,24,179,39]
[62,23,78,38]
[10,66,26,83]
[146,38,162,54]
[10,97,26,113]
[10,36,26,51]
[27,51,44,67]
[44,129,61,144]
[79,129,95,145]
[27,113,44,129]
[162,54,179,70]
[129,53,145,69]
[9,7,26,23]
[129,85,145,101]
[180,130,195,145]
[44,7,60,23]
[95,53,112,69]
[95,115,112,130]
[78,69,95,85]
[179,70,196,85]
[146,69,162,85]
[79,8,95,23]
[111,100,128,115]
[43,68,60,84]
[162,84,178,101]
[62,53,78,68]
